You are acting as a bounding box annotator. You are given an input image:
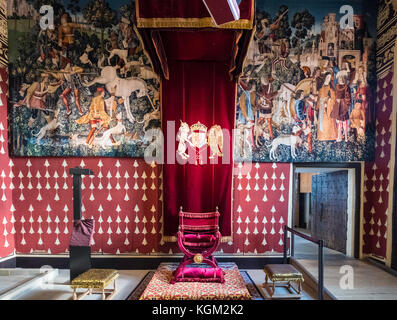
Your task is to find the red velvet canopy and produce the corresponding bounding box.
[160,30,237,61]
[137,0,254,29]
[135,0,255,241]
[136,0,255,81]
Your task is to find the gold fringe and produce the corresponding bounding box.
[240,25,256,73]
[229,31,243,75]
[151,31,169,80]
[133,23,157,78]
[137,17,253,30]
[136,0,254,30]
[162,235,177,242]
[226,81,239,244]
[162,235,232,243]
[221,236,232,243]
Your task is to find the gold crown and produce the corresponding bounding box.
[190,121,207,132]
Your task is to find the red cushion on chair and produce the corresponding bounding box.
[183,242,213,247]
[172,266,225,283]
[182,234,216,248]
[183,234,216,242]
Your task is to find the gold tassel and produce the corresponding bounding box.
[162,235,177,242]
[221,236,233,243]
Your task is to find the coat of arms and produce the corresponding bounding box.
[176,121,223,164]
[190,121,208,149]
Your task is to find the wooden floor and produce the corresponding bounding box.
[293,236,397,300]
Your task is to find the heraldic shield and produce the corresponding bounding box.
[176,121,224,165]
[190,122,208,149]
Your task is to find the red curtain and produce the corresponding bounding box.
[160,30,236,61]
[162,60,236,239]
[135,1,255,241]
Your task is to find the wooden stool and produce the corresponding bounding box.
[70,269,119,300]
[262,264,304,299]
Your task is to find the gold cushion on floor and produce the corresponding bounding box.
[71,269,119,289]
[263,264,304,282]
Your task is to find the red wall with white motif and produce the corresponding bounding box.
[10,157,290,255]
[1,71,395,260]
[0,59,290,258]
[0,67,14,259]
[362,70,394,259]
[1,66,396,261]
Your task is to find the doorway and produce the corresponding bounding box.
[292,163,362,258]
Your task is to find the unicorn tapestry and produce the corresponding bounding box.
[235,0,377,162]
[8,0,160,157]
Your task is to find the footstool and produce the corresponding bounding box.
[70,269,119,300]
[262,264,304,299]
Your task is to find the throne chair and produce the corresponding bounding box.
[171,207,225,284]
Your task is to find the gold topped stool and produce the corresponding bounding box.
[262,264,304,299]
[70,269,119,300]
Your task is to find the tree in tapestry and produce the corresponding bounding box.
[8,0,160,157]
[235,0,377,162]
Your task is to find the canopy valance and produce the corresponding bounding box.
[136,0,254,30]
[135,0,255,80]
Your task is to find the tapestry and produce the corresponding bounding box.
[8,0,160,157]
[235,0,378,162]
[0,0,7,68]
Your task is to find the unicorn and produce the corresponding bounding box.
[176,121,192,159]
